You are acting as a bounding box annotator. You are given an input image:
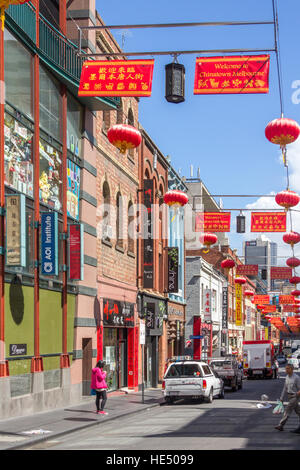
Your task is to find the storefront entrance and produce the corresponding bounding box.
[103,328,128,391]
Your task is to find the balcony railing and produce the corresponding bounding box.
[5,2,120,109]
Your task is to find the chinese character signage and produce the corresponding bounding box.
[235,283,243,326]
[222,287,228,329]
[251,212,286,232]
[167,247,179,293]
[253,295,270,305]
[195,212,231,232]
[41,212,58,276]
[69,224,84,281]
[67,160,80,220]
[103,299,134,327]
[262,305,277,313]
[270,267,293,280]
[279,295,295,305]
[203,289,211,322]
[143,179,154,289]
[236,264,258,276]
[5,194,26,267]
[282,305,298,313]
[194,55,270,95]
[246,306,252,326]
[79,60,155,97]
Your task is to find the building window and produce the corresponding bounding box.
[4,29,33,119]
[67,92,83,157]
[116,192,123,248]
[116,100,123,124]
[4,112,33,198]
[102,181,111,241]
[102,111,110,134]
[128,201,135,254]
[40,65,61,142]
[39,139,62,211]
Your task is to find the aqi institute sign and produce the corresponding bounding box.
[41,212,58,276]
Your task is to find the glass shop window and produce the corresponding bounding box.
[39,139,62,211]
[67,93,83,157]
[40,65,61,142]
[4,29,33,119]
[4,113,34,198]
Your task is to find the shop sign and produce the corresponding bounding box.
[253,295,270,305]
[9,344,27,356]
[103,299,134,327]
[194,55,270,95]
[143,179,154,288]
[195,212,231,232]
[236,264,258,276]
[79,59,155,97]
[246,306,252,326]
[145,300,165,335]
[203,289,211,322]
[67,160,80,220]
[262,305,277,313]
[235,283,243,326]
[41,212,58,276]
[251,212,286,232]
[176,320,180,341]
[279,295,295,305]
[167,247,179,293]
[5,194,26,267]
[69,224,84,281]
[282,305,298,313]
[222,287,228,329]
[270,267,293,280]
[140,320,146,345]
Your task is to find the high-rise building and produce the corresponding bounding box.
[243,236,278,291]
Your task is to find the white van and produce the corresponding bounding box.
[163,360,224,404]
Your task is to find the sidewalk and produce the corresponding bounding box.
[0,388,164,450]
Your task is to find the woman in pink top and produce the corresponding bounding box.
[91,361,108,415]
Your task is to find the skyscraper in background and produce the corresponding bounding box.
[243,235,278,291]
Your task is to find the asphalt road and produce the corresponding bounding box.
[23,367,300,451]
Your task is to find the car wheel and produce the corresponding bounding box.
[205,388,213,403]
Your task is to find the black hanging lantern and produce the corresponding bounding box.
[165,59,185,103]
[236,212,246,233]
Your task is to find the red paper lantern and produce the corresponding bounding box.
[244,290,254,297]
[291,290,300,297]
[275,190,300,211]
[163,190,189,207]
[283,231,300,247]
[200,233,218,249]
[289,276,300,285]
[265,118,300,147]
[107,124,142,154]
[286,257,300,268]
[235,277,246,285]
[221,259,235,270]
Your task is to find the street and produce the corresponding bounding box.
[22,368,300,451]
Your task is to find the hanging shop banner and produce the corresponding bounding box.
[167,247,179,293]
[203,289,211,322]
[5,194,26,267]
[253,295,270,305]
[251,212,286,232]
[246,306,252,326]
[41,212,58,276]
[222,287,228,329]
[195,212,231,232]
[69,223,84,281]
[236,264,258,276]
[103,299,134,327]
[235,283,243,326]
[282,305,299,313]
[262,305,277,313]
[67,160,80,220]
[279,295,295,305]
[270,266,293,280]
[143,179,154,289]
[78,59,155,97]
[193,55,270,95]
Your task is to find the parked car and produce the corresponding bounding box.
[209,357,243,391]
[163,360,225,404]
[276,355,286,365]
[288,357,299,370]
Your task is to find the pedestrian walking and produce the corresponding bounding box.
[91,360,108,415]
[275,363,300,433]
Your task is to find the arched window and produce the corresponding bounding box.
[128,201,135,254]
[102,110,111,134]
[116,192,123,248]
[116,100,123,124]
[102,181,111,241]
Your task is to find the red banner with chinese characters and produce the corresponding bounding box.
[270,267,293,279]
[236,264,258,276]
[262,305,277,313]
[282,305,299,313]
[253,295,270,305]
[251,212,286,232]
[279,295,295,305]
[194,55,270,95]
[78,59,154,97]
[195,212,231,232]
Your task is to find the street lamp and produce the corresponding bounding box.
[165,58,185,103]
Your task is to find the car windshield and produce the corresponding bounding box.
[165,363,203,378]
[210,360,232,368]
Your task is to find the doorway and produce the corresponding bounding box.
[82,338,93,396]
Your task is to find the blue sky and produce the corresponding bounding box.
[95,0,300,261]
